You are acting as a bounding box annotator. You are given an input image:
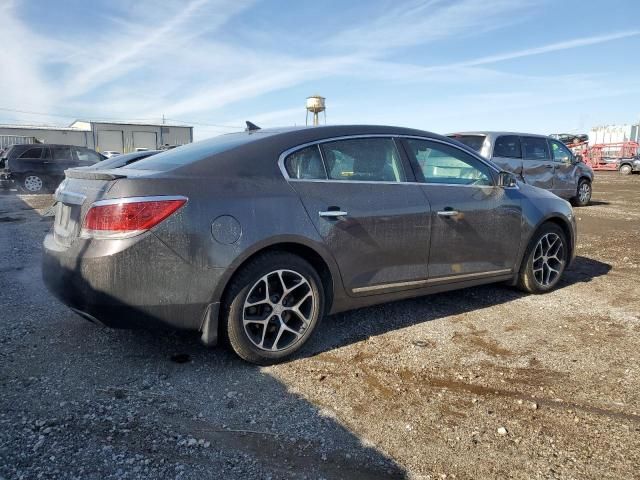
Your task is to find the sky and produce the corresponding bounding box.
[1,0,639,140]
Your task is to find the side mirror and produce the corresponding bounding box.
[497,171,518,188]
[573,154,582,164]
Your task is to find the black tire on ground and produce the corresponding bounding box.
[619,164,633,175]
[17,173,48,194]
[572,178,591,207]
[517,223,568,294]
[223,251,325,365]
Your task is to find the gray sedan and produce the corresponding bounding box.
[43,125,576,364]
[448,131,594,206]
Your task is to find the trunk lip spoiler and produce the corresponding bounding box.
[64,168,127,181]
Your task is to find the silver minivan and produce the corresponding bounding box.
[448,132,594,206]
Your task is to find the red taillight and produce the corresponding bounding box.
[81,197,187,239]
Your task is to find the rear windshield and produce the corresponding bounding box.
[124,132,269,171]
[448,135,486,153]
[1,146,14,159]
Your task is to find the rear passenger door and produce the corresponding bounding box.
[49,146,75,174]
[284,137,432,296]
[520,136,554,190]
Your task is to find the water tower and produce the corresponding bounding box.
[306,95,326,126]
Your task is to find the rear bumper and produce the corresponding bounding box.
[42,231,225,331]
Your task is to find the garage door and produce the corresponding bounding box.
[133,131,157,150]
[97,130,124,153]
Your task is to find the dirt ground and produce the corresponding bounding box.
[1,172,639,479]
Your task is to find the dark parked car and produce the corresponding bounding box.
[0,144,105,193]
[448,132,594,206]
[550,133,588,145]
[43,125,576,364]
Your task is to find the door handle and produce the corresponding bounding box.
[437,210,460,218]
[544,164,554,168]
[319,210,348,218]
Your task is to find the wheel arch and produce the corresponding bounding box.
[542,216,574,261]
[214,236,341,312]
[618,161,633,172]
[510,214,575,285]
[200,237,340,347]
[578,175,592,183]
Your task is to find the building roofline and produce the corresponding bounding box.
[71,119,193,129]
[0,124,87,131]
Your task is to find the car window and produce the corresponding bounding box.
[125,131,276,171]
[284,145,326,179]
[18,147,44,159]
[51,146,71,161]
[549,139,573,163]
[405,139,493,186]
[448,134,485,153]
[493,135,521,158]
[320,137,405,182]
[521,137,550,161]
[74,148,102,164]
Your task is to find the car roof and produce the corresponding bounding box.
[10,143,92,149]
[448,131,551,139]
[204,124,451,148]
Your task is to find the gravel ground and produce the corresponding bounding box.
[1,172,639,479]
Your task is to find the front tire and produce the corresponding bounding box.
[223,252,324,365]
[619,164,632,175]
[517,223,568,294]
[572,178,591,207]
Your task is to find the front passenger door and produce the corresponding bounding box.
[549,139,577,198]
[402,138,522,279]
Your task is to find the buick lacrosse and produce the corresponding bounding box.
[43,125,576,364]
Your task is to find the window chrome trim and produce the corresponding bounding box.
[278,134,501,186]
[287,178,498,188]
[351,268,513,294]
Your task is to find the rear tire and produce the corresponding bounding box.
[619,164,632,175]
[517,223,568,294]
[572,178,591,207]
[18,173,47,194]
[223,252,324,365]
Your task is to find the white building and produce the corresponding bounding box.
[0,120,193,153]
[589,123,640,145]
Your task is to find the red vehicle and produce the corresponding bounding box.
[573,141,639,172]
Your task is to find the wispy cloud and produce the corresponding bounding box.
[326,0,538,51]
[450,30,640,68]
[64,0,255,96]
